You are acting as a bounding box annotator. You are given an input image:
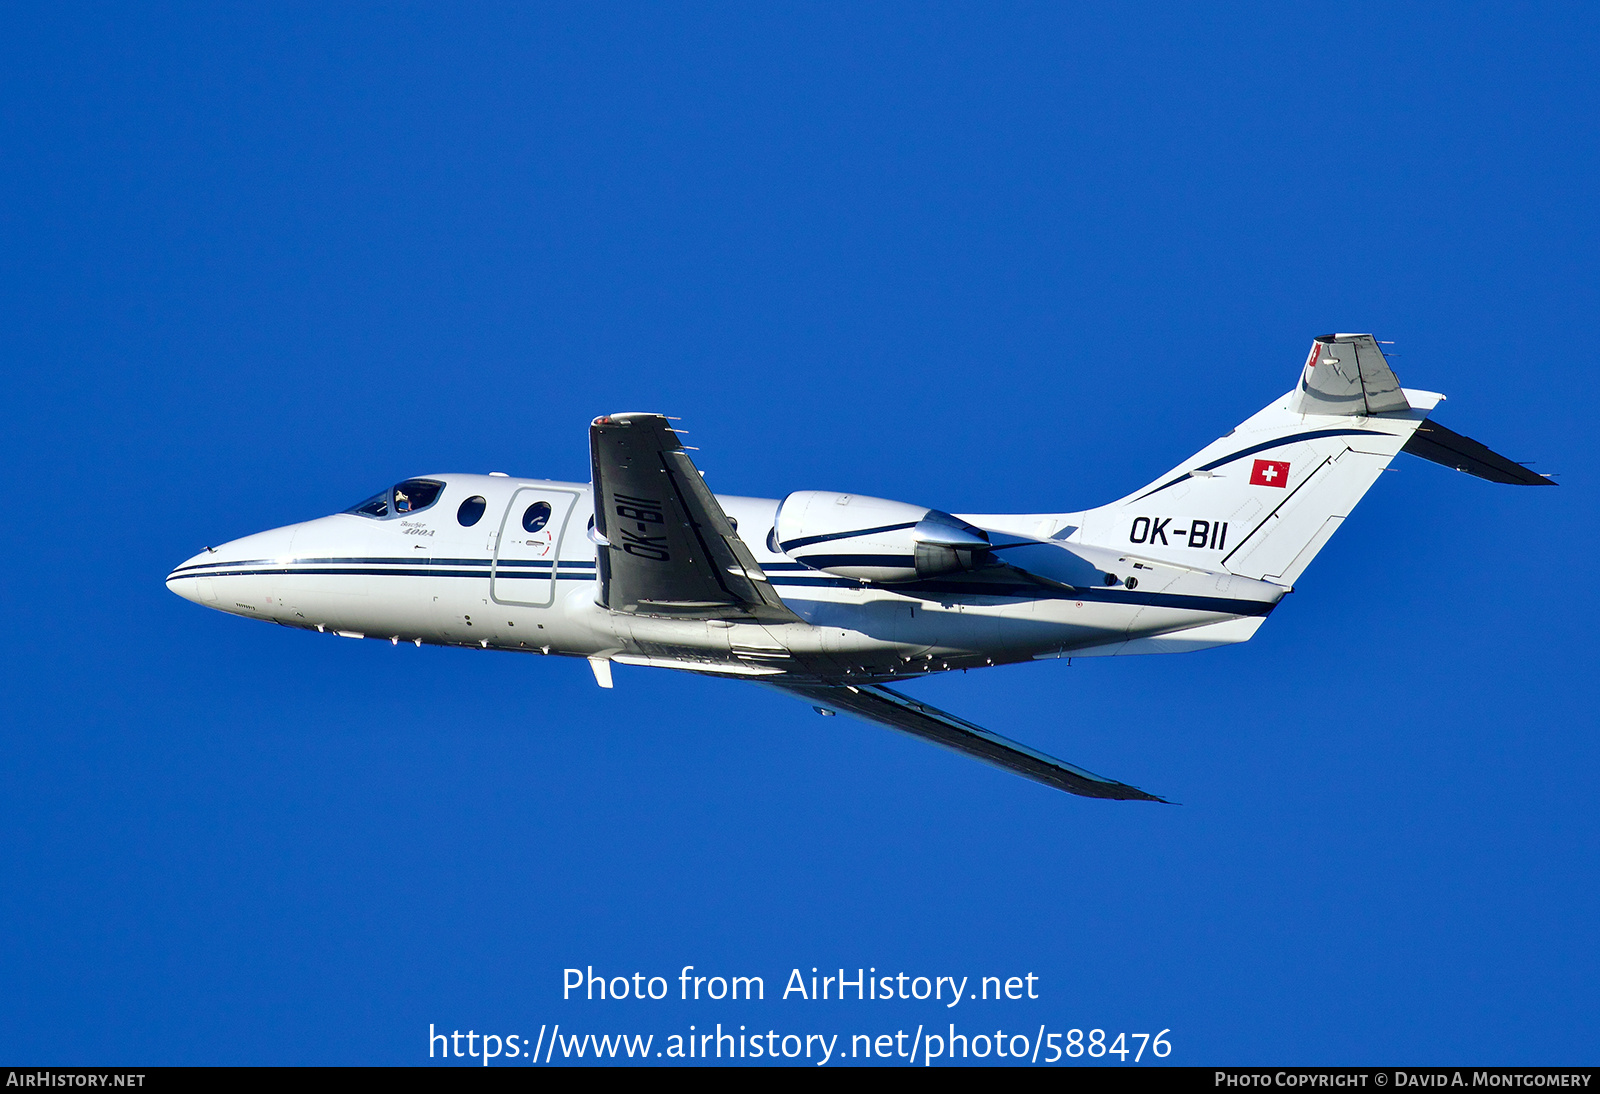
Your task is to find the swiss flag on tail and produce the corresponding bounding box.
[1250,459,1290,487]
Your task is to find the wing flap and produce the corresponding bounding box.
[590,414,800,621]
[773,682,1167,801]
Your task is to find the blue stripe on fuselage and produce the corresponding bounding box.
[1132,427,1390,501]
[166,557,1275,616]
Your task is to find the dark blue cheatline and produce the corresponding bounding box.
[165,557,1271,615]
[1132,428,1390,501]
[778,521,919,552]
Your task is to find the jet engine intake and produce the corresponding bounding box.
[773,490,992,582]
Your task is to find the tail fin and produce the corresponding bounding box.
[1078,335,1436,585]
[1290,332,1410,416]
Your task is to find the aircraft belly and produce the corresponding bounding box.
[778,591,1110,673]
[616,615,729,664]
[606,614,829,676]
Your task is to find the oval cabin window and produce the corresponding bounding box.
[522,501,553,533]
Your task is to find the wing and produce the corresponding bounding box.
[1401,419,1557,486]
[771,681,1168,801]
[590,413,800,622]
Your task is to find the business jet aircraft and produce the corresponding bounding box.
[168,336,1551,801]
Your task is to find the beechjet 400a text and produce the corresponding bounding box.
[170,336,1552,801]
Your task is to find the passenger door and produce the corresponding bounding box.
[491,488,581,608]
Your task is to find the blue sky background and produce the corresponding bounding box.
[2,3,1595,1066]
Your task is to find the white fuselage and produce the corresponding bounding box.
[166,473,1280,684]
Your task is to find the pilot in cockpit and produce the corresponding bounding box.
[393,488,412,513]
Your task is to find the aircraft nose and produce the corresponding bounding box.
[166,525,298,608]
[166,549,223,605]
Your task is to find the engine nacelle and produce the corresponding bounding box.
[773,490,992,582]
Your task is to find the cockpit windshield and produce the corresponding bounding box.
[344,479,445,519]
[346,492,390,517]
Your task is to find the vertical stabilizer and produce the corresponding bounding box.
[1289,333,1409,417]
[1075,337,1438,586]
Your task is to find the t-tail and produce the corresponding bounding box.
[1075,334,1554,588]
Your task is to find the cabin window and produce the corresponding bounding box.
[524,502,556,531]
[522,501,553,533]
[457,496,487,527]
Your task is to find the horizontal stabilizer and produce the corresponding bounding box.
[1401,420,1556,486]
[771,682,1167,801]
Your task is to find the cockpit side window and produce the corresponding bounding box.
[344,478,445,519]
[392,479,444,514]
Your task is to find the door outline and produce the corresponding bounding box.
[490,487,582,608]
